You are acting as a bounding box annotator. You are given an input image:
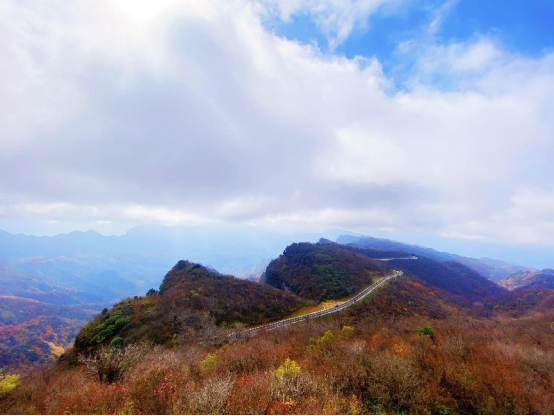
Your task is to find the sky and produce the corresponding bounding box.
[1,0,554,265]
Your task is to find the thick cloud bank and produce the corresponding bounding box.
[1,0,553,244]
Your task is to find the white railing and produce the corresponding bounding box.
[231,269,404,339]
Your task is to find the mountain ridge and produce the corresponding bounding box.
[338,234,531,281]
[499,268,554,291]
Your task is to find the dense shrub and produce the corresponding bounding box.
[79,344,149,383]
[0,371,19,397]
[416,324,435,337]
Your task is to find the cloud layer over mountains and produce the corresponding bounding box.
[1,0,554,244]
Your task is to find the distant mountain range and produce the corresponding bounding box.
[339,235,554,292]
[0,225,350,301]
[337,235,532,282]
[0,227,539,307]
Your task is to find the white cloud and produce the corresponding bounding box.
[0,0,553,245]
[122,205,207,225]
[260,0,393,49]
[416,38,504,75]
[427,0,458,36]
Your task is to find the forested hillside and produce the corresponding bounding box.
[264,242,389,301]
[74,261,307,355]
[339,234,530,281]
[387,257,506,305]
[499,268,554,290]
[0,297,93,367]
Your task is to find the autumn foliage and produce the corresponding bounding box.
[3,243,554,414]
[3,284,554,414]
[74,260,308,354]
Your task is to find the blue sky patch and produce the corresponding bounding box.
[268,0,554,84]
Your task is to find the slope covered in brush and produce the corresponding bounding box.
[0,296,93,367]
[74,261,306,354]
[264,242,389,302]
[387,257,506,304]
[499,269,554,290]
[159,261,306,324]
